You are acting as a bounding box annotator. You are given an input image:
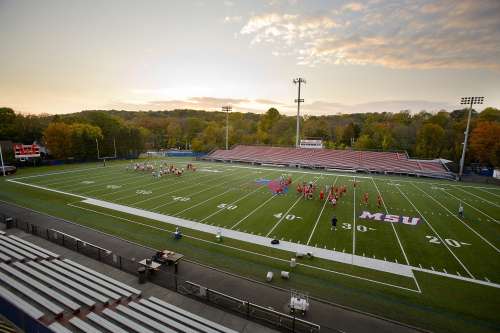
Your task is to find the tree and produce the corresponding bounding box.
[43,122,74,159]
[470,121,500,167]
[415,123,445,157]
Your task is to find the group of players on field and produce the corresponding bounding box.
[128,162,197,178]
[296,180,384,208]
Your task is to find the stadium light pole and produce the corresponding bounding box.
[458,96,484,180]
[222,105,232,150]
[0,145,5,177]
[293,78,306,148]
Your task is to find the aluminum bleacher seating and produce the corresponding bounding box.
[0,244,26,261]
[87,312,127,333]
[0,252,11,262]
[48,321,73,333]
[8,235,60,258]
[102,308,155,333]
[0,270,64,316]
[69,316,102,333]
[0,284,45,320]
[0,235,50,259]
[206,145,452,178]
[40,260,122,301]
[0,263,81,312]
[62,258,141,296]
[128,301,198,333]
[27,261,110,304]
[116,304,177,333]
[0,239,38,260]
[14,261,96,308]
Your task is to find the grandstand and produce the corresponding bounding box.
[0,230,240,333]
[205,145,453,179]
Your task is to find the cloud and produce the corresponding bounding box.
[224,15,242,23]
[240,0,500,70]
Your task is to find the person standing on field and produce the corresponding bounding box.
[458,203,464,218]
[331,215,337,231]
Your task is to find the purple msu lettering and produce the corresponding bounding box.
[359,211,420,225]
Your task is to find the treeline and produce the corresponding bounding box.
[0,106,499,166]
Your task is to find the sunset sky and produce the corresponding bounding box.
[1,0,499,115]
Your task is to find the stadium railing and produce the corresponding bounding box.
[0,215,321,333]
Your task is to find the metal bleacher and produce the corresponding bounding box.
[0,231,244,333]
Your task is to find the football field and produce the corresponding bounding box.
[2,157,500,332]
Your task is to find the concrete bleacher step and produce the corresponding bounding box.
[69,317,103,333]
[128,301,197,333]
[0,262,81,312]
[86,312,127,333]
[27,261,109,304]
[0,284,45,320]
[52,260,133,298]
[62,259,141,296]
[0,270,63,316]
[14,261,96,308]
[148,296,238,333]
[40,260,121,301]
[102,308,155,333]
[8,235,60,258]
[0,235,50,259]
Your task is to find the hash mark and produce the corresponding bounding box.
[431,266,435,271]
[485,277,490,282]
[443,268,447,274]
[456,271,461,276]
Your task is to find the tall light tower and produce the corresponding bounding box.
[293,78,306,148]
[458,96,484,180]
[222,105,232,150]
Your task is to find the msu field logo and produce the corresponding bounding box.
[359,211,420,225]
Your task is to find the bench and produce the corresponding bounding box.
[69,317,103,333]
[102,308,155,333]
[8,235,60,258]
[0,284,44,320]
[149,296,238,333]
[0,240,38,260]
[53,260,132,298]
[140,299,221,333]
[116,304,177,333]
[0,252,10,262]
[0,244,26,261]
[27,261,109,304]
[0,270,63,316]
[128,302,196,333]
[63,259,141,296]
[0,263,80,312]
[41,260,121,300]
[48,322,73,333]
[0,235,49,259]
[87,313,126,333]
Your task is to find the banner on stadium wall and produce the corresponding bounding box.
[14,144,40,159]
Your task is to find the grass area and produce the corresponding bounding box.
[1,157,499,333]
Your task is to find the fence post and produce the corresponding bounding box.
[76,240,79,252]
[98,249,101,261]
[246,301,250,318]
[46,229,49,240]
[292,313,296,333]
[62,234,65,246]
[119,256,122,270]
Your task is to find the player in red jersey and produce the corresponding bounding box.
[377,194,383,208]
[319,190,324,201]
[296,184,302,196]
[362,192,369,205]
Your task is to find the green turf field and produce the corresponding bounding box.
[1,158,499,333]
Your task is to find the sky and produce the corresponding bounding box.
[0,0,499,115]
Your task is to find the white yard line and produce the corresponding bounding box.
[230,174,307,230]
[112,168,240,203]
[148,170,247,211]
[67,201,421,292]
[8,163,124,181]
[306,176,339,245]
[456,187,500,208]
[172,189,234,216]
[477,188,500,198]
[412,183,500,253]
[198,172,276,223]
[372,178,421,292]
[441,189,499,225]
[395,184,475,279]
[265,176,321,237]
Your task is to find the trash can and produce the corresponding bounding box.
[137,266,147,284]
[4,217,13,229]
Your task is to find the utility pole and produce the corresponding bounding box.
[222,105,232,150]
[458,96,484,180]
[293,78,306,148]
